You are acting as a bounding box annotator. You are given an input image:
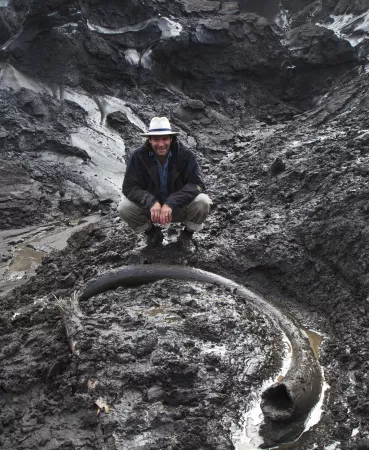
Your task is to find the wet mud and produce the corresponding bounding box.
[0,278,285,449]
[80,263,323,445]
[1,0,369,448]
[0,222,329,450]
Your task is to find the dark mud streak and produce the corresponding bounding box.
[80,264,323,440]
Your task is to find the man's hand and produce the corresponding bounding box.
[150,202,162,223]
[160,204,172,225]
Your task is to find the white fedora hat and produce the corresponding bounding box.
[141,116,179,137]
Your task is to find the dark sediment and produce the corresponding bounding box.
[1,0,369,448]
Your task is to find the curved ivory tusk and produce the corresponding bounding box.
[79,264,322,443]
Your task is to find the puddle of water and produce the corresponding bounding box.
[0,214,101,291]
[141,306,182,324]
[8,245,45,274]
[146,307,167,316]
[303,328,323,360]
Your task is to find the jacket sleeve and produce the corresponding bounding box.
[122,153,158,209]
[165,153,205,210]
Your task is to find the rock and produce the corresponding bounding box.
[152,12,292,94]
[0,159,45,230]
[173,99,206,123]
[355,166,369,176]
[285,23,357,66]
[61,272,77,287]
[238,0,281,19]
[106,111,142,152]
[270,157,286,176]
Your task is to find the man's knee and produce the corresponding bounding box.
[117,197,151,233]
[192,193,212,213]
[117,197,132,220]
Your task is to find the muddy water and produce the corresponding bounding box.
[7,245,45,275]
[0,214,100,296]
[304,328,323,360]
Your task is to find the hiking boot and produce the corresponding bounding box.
[177,228,195,253]
[145,225,164,249]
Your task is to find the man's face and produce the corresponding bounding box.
[149,135,172,159]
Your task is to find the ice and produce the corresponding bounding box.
[87,16,182,72]
[125,49,140,66]
[324,443,340,450]
[71,128,124,201]
[157,17,183,38]
[0,63,148,202]
[319,11,369,46]
[141,48,153,70]
[0,63,53,95]
[87,18,153,35]
[63,91,146,200]
[57,23,78,29]
[87,17,182,39]
[274,8,289,29]
[202,343,228,357]
[322,14,355,36]
[63,88,101,125]
[98,95,146,130]
[64,89,144,201]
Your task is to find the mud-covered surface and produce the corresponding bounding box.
[0,278,284,449]
[1,0,369,449]
[0,199,367,448]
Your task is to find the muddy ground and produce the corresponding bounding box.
[1,0,369,449]
[1,276,285,449]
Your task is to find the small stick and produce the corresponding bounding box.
[55,292,84,355]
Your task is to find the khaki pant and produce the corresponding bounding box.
[118,193,212,233]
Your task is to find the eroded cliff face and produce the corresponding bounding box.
[0,1,369,449]
[1,0,366,227]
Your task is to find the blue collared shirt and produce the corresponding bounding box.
[149,151,172,204]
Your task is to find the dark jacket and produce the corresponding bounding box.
[123,141,205,211]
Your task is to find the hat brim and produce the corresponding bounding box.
[141,131,180,137]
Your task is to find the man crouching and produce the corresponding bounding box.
[118,117,212,249]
